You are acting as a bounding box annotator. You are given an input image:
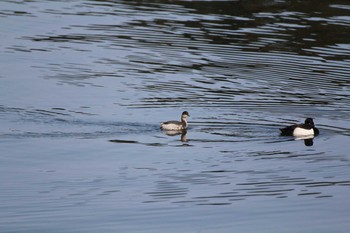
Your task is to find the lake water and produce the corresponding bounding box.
[1,0,350,232]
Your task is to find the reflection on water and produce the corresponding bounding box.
[303,138,314,147]
[162,129,188,142]
[294,135,316,147]
[1,0,350,232]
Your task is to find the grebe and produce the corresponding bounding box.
[160,111,190,130]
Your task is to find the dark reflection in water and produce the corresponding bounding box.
[292,135,316,147]
[9,0,349,117]
[279,136,316,147]
[162,129,188,142]
[303,138,314,146]
[1,0,350,232]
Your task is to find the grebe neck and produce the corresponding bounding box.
[181,118,188,128]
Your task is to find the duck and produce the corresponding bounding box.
[280,118,319,137]
[160,111,190,130]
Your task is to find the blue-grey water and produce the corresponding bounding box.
[1,1,350,232]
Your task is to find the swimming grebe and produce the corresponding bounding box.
[160,111,190,130]
[280,118,319,137]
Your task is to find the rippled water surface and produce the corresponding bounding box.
[1,0,350,232]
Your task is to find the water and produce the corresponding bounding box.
[1,0,350,232]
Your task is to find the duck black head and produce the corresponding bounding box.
[305,118,315,127]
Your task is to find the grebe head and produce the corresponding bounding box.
[182,111,190,116]
[181,111,190,120]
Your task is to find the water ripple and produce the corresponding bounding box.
[1,1,350,232]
